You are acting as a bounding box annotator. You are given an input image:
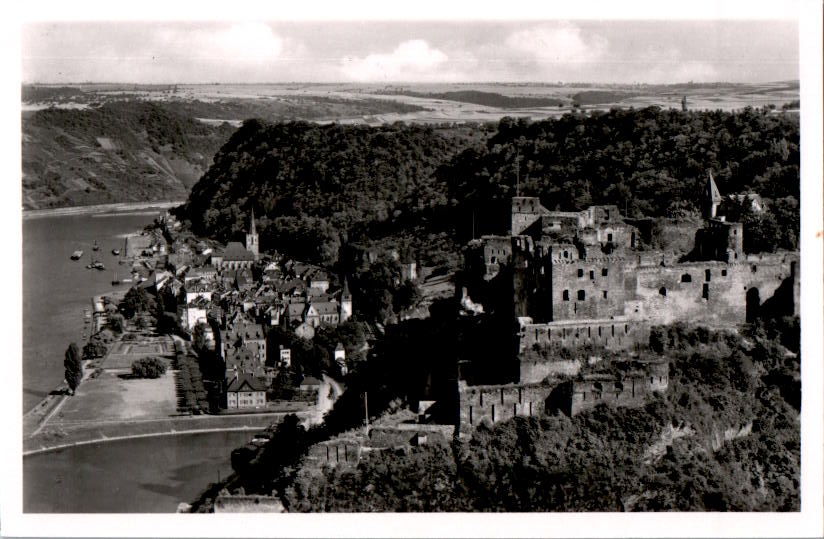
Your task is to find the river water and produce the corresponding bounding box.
[23,210,161,412]
[23,209,255,513]
[24,431,251,513]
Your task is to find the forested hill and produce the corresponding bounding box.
[22,102,236,209]
[181,107,799,266]
[181,120,484,265]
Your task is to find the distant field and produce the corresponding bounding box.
[20,80,800,210]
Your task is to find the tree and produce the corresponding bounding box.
[82,339,107,359]
[64,342,82,394]
[107,313,125,333]
[121,286,154,319]
[131,357,167,378]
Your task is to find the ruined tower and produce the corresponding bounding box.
[703,171,723,220]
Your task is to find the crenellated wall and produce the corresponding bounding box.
[458,381,555,434]
[458,359,669,434]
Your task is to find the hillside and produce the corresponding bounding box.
[180,106,800,269]
[180,119,485,266]
[22,102,236,209]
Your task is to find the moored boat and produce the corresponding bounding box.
[92,240,100,251]
[112,248,121,256]
[71,250,83,260]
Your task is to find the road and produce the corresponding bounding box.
[304,374,343,427]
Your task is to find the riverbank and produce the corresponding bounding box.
[24,413,311,456]
[23,200,185,220]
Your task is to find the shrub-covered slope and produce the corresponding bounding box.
[22,101,235,209]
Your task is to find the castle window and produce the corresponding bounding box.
[603,290,608,299]
[577,290,586,301]
[722,269,727,276]
[625,324,629,334]
[703,283,710,300]
[490,256,497,264]
[705,269,711,281]
[752,265,758,273]
[608,233,613,242]
[681,273,692,283]
[598,327,602,337]
[577,269,584,278]
[564,251,569,259]
[602,268,608,276]
[589,270,595,280]
[659,287,667,296]
[563,290,570,301]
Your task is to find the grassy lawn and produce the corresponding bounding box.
[55,369,177,422]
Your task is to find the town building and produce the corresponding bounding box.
[225,373,267,409]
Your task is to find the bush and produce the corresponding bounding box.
[131,357,167,379]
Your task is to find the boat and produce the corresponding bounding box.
[93,261,106,270]
[112,273,120,286]
[121,278,133,284]
[92,240,100,251]
[112,248,121,256]
[71,250,83,260]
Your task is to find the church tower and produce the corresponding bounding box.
[703,170,723,220]
[340,278,353,323]
[246,209,259,260]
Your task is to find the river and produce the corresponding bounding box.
[23,209,163,412]
[24,431,251,513]
[23,208,255,513]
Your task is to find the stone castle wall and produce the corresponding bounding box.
[458,381,556,434]
[458,360,668,434]
[634,255,796,326]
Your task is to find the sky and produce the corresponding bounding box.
[22,18,798,85]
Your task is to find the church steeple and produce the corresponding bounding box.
[245,208,259,260]
[340,277,353,323]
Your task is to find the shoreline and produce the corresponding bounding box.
[23,200,185,220]
[23,423,299,457]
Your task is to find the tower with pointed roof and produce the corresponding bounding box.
[340,278,353,323]
[703,170,723,220]
[246,209,259,260]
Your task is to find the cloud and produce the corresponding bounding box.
[340,39,450,82]
[158,23,285,64]
[504,22,608,64]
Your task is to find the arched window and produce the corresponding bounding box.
[659,287,667,296]
[681,274,692,283]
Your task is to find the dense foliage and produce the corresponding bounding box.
[281,319,799,512]
[130,357,167,379]
[181,120,479,266]
[120,286,154,319]
[181,107,799,271]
